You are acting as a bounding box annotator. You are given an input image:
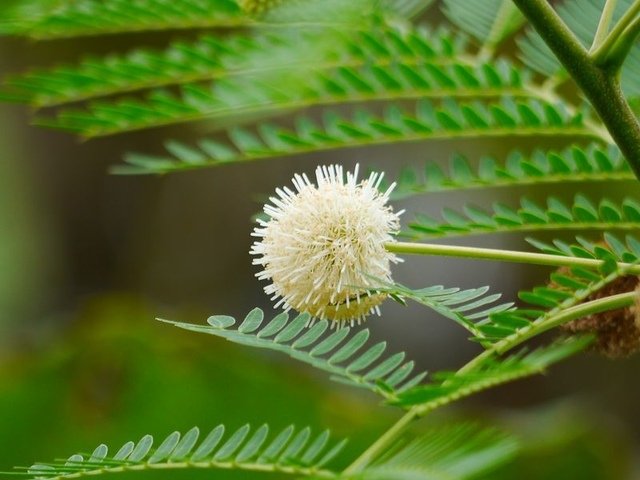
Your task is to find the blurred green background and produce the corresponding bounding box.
[1,2,639,478]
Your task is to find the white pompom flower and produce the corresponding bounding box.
[250,164,403,326]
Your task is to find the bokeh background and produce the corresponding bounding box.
[1,2,639,478]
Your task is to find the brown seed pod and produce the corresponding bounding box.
[558,272,640,358]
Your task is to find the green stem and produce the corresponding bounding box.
[591,0,619,52]
[385,241,640,274]
[456,291,636,376]
[591,0,640,64]
[343,291,636,474]
[511,0,640,180]
[346,3,640,474]
[498,291,634,349]
[342,408,416,476]
[597,15,640,69]
[11,461,336,479]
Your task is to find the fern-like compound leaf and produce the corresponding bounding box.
[115,98,599,174]
[355,423,518,480]
[158,309,426,400]
[1,25,465,107]
[384,0,436,18]
[6,424,346,479]
[392,337,591,410]
[382,235,640,347]
[3,0,247,39]
[0,0,62,35]
[471,234,640,344]
[527,233,640,266]
[370,282,513,340]
[442,0,525,54]
[388,145,633,199]
[406,195,640,240]
[34,58,534,138]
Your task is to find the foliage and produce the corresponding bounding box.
[160,309,426,401]
[388,144,634,199]
[350,423,518,480]
[9,421,520,480]
[3,0,640,479]
[21,424,346,479]
[516,0,640,96]
[0,0,247,38]
[405,195,640,240]
[391,337,592,410]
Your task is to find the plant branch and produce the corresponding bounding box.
[596,15,640,68]
[385,241,640,274]
[342,408,416,475]
[11,460,336,479]
[343,290,636,474]
[591,0,640,64]
[457,290,636,375]
[591,0,619,52]
[511,0,640,180]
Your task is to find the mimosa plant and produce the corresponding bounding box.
[2,0,640,478]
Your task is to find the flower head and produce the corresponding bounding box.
[251,164,402,326]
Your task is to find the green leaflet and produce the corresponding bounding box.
[384,0,435,19]
[116,98,598,174]
[391,337,591,410]
[2,0,382,39]
[527,232,640,265]
[370,282,513,341]
[406,195,640,240]
[2,0,246,39]
[1,26,464,107]
[6,424,346,479]
[387,145,633,199]
[351,424,518,480]
[476,234,640,344]
[159,309,426,400]
[442,0,525,53]
[381,235,640,346]
[34,58,531,137]
[0,0,64,35]
[0,3,638,480]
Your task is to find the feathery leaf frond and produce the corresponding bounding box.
[527,233,640,265]
[371,282,513,340]
[158,308,426,400]
[383,235,639,346]
[384,0,436,19]
[0,0,64,35]
[353,423,518,480]
[391,337,591,410]
[1,25,465,107]
[7,424,346,479]
[406,195,640,240]
[471,234,640,345]
[442,0,525,54]
[115,98,599,174]
[2,0,247,39]
[388,145,633,200]
[35,58,534,138]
